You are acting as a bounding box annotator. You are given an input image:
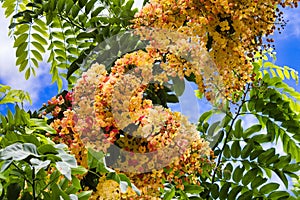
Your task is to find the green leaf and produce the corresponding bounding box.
[252,134,271,143]
[32,25,48,37]
[207,121,221,143]
[30,158,51,174]
[251,176,267,189]
[77,191,92,200]
[276,69,284,79]
[78,0,88,8]
[237,191,253,200]
[35,19,47,29]
[241,142,253,159]
[30,118,56,134]
[91,6,105,17]
[210,184,219,199]
[87,148,111,173]
[273,154,291,169]
[199,111,213,124]
[231,141,241,158]
[274,169,288,188]
[16,42,27,57]
[243,125,262,138]
[59,153,77,168]
[234,119,243,138]
[259,183,279,194]
[32,33,48,45]
[71,175,81,189]
[166,94,179,103]
[124,0,134,9]
[0,160,12,172]
[163,186,175,200]
[228,186,242,200]
[242,168,258,186]
[71,6,81,18]
[224,163,233,180]
[258,148,275,164]
[233,166,244,183]
[283,163,300,172]
[283,66,290,79]
[25,68,31,80]
[178,190,189,199]
[32,41,45,53]
[291,70,299,83]
[118,174,132,187]
[264,167,272,178]
[14,33,29,47]
[0,182,3,198]
[223,144,231,158]
[0,143,39,161]
[219,182,231,200]
[50,183,62,199]
[85,0,97,14]
[172,76,185,96]
[53,40,64,48]
[270,69,277,77]
[38,144,58,155]
[268,191,290,199]
[56,161,72,180]
[106,172,120,184]
[184,185,204,194]
[71,166,88,175]
[7,109,14,122]
[31,58,39,68]
[56,0,65,13]
[32,49,43,61]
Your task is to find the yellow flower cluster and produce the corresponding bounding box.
[45,94,88,169]
[73,59,214,198]
[134,28,223,100]
[89,176,121,200]
[123,140,214,199]
[133,0,298,99]
[43,0,300,198]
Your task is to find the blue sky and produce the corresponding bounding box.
[0,2,299,115]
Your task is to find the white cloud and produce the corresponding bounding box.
[0,8,53,110]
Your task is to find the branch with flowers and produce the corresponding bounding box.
[0,0,300,199]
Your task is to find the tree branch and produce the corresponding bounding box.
[211,84,251,183]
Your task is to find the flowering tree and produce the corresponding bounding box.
[0,0,300,199]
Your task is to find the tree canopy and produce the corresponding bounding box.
[0,0,300,199]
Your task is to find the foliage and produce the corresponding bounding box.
[0,0,300,199]
[292,176,300,198]
[39,91,143,199]
[131,0,299,100]
[0,84,31,105]
[197,62,300,199]
[1,0,138,90]
[0,105,92,200]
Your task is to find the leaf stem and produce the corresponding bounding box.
[37,173,61,197]
[32,166,37,200]
[211,84,250,183]
[12,162,33,186]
